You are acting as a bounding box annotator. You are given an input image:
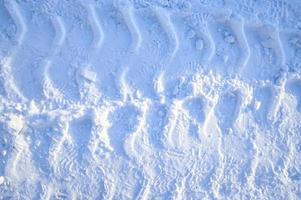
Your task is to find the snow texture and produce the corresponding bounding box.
[0,0,301,199]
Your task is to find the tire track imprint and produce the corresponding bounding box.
[84,3,104,50]
[49,2,95,102]
[201,20,216,65]
[43,16,66,100]
[115,5,169,101]
[3,0,27,101]
[1,1,301,199]
[114,2,142,101]
[153,7,179,60]
[75,2,104,101]
[207,12,248,75]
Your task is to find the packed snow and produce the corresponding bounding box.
[0,0,301,199]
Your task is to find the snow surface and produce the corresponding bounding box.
[0,0,301,199]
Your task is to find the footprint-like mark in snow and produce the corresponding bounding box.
[0,122,17,177]
[207,13,247,75]
[147,103,168,150]
[26,114,67,198]
[114,2,141,101]
[253,86,274,124]
[280,29,301,70]
[115,1,141,54]
[68,114,93,164]
[2,0,29,100]
[124,7,169,99]
[183,97,206,124]
[0,1,17,98]
[0,2,14,58]
[162,12,206,97]
[107,104,140,157]
[254,164,280,198]
[28,126,53,177]
[49,1,93,101]
[88,2,131,101]
[215,90,241,135]
[199,21,216,66]
[5,1,56,101]
[49,118,74,179]
[74,3,104,102]
[286,79,301,112]
[3,0,27,45]
[4,120,36,192]
[243,23,285,81]
[183,96,209,141]
[153,7,179,60]
[162,100,192,151]
[82,2,104,51]
[42,16,66,100]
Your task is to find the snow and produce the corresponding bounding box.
[0,0,301,199]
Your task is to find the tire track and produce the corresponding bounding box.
[183,12,215,68]
[84,3,104,50]
[43,16,66,100]
[201,21,216,65]
[116,4,184,161]
[153,7,179,59]
[207,12,247,75]
[117,2,142,54]
[152,8,180,99]
[3,0,27,101]
[151,9,202,152]
[1,1,301,199]
[229,16,251,75]
[6,1,59,101]
[4,0,27,46]
[114,2,142,101]
[243,23,285,81]
[162,12,211,93]
[49,1,94,101]
[51,16,66,56]
[76,2,104,102]
[88,2,131,101]
[118,6,169,100]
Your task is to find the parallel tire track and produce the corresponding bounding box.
[1,1,301,199]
